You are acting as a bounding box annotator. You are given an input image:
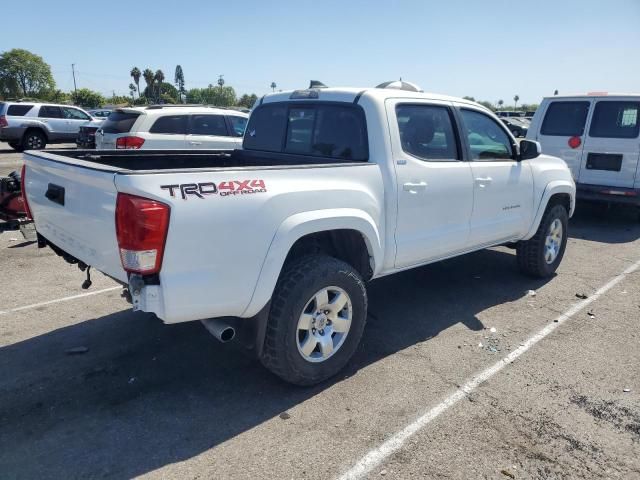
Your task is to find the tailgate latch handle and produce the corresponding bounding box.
[45,183,65,206]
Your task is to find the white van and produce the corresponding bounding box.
[527,94,639,208]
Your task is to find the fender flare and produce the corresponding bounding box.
[241,208,383,317]
[524,181,575,240]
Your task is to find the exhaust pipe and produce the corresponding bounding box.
[201,318,235,343]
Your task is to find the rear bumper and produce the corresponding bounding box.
[576,183,640,206]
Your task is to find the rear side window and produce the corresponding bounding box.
[244,103,368,161]
[190,114,228,136]
[38,106,63,119]
[396,104,459,161]
[7,104,34,116]
[149,115,187,134]
[101,112,140,134]
[541,101,590,136]
[589,101,640,139]
[227,116,248,137]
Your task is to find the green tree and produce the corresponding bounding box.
[129,83,137,99]
[0,49,55,96]
[154,70,165,101]
[186,86,236,106]
[130,67,141,99]
[38,88,71,104]
[142,68,155,99]
[497,99,504,110]
[174,65,185,102]
[143,82,178,102]
[73,88,105,108]
[237,93,258,108]
[514,94,520,110]
[462,96,476,102]
[477,100,495,111]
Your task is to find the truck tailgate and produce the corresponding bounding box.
[23,152,126,282]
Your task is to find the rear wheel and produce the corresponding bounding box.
[517,204,569,277]
[8,141,23,152]
[22,130,46,150]
[260,254,367,386]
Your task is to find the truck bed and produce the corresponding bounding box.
[42,148,368,172]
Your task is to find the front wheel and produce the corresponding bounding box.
[517,204,569,277]
[260,254,367,386]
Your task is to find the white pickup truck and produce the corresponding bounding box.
[23,85,576,385]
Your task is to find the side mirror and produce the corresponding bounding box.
[519,139,541,161]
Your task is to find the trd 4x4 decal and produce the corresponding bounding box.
[160,180,267,200]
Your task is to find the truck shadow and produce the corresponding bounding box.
[569,201,640,244]
[0,248,550,478]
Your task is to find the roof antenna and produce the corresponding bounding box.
[309,80,328,89]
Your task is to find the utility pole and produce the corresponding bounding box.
[71,64,78,103]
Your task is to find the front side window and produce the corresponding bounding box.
[38,106,63,119]
[244,103,368,161]
[228,116,248,137]
[62,107,90,120]
[541,101,590,136]
[190,114,228,136]
[396,104,459,161]
[589,101,640,139]
[149,115,187,134]
[460,109,513,160]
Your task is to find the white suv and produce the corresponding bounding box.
[527,94,640,207]
[95,105,249,150]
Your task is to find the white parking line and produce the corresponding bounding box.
[337,259,640,480]
[0,286,121,316]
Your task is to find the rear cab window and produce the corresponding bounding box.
[101,111,141,134]
[589,101,640,139]
[541,101,590,136]
[7,104,34,116]
[244,102,368,161]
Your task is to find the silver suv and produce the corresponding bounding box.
[0,102,98,151]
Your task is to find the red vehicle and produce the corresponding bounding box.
[0,170,29,233]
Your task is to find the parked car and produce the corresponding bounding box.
[0,102,96,151]
[24,84,575,385]
[501,117,529,137]
[95,105,249,150]
[527,93,640,208]
[496,111,525,118]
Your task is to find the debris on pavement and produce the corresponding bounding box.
[587,311,596,319]
[623,388,631,393]
[490,327,497,333]
[279,412,291,420]
[65,346,89,355]
[527,290,537,297]
[575,293,588,299]
[380,469,387,476]
[501,469,516,479]
[128,377,136,384]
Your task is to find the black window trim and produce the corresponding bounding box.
[395,102,463,163]
[187,113,230,137]
[588,100,640,139]
[456,106,518,162]
[244,100,370,162]
[149,114,189,135]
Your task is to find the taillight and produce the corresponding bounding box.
[115,193,170,274]
[568,136,581,149]
[116,136,145,149]
[20,164,33,219]
[0,115,8,128]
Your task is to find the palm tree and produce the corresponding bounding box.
[270,82,277,92]
[554,89,559,96]
[497,99,504,110]
[129,83,137,100]
[513,95,520,110]
[130,67,141,99]
[154,70,165,102]
[142,68,155,100]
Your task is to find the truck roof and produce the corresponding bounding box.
[541,93,640,100]
[260,87,485,110]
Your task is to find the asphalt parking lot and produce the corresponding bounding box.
[1,143,639,480]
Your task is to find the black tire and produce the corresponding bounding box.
[22,130,46,150]
[517,204,569,278]
[8,141,24,152]
[260,254,367,386]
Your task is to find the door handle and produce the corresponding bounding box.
[189,142,202,145]
[474,177,493,187]
[403,181,427,193]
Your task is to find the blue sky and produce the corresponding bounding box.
[2,0,639,105]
